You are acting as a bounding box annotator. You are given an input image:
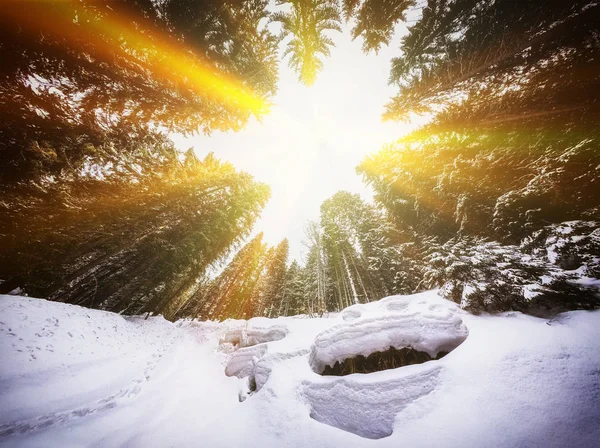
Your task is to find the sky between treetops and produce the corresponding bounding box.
[171,11,425,262]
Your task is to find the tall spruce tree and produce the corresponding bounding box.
[356,0,600,313]
[321,192,377,308]
[311,191,426,309]
[0,0,279,319]
[256,239,290,317]
[342,0,414,53]
[279,261,310,316]
[385,0,599,120]
[0,150,270,319]
[0,0,278,188]
[302,221,329,315]
[197,233,268,320]
[272,0,342,85]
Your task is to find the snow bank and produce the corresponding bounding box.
[301,365,442,439]
[309,292,468,374]
[225,344,269,377]
[1,292,600,447]
[219,324,288,348]
[0,295,179,438]
[217,323,290,378]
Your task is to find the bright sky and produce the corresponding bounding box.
[171,19,422,262]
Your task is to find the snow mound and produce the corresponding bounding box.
[219,324,288,349]
[254,349,310,391]
[301,365,442,439]
[0,295,179,438]
[310,292,468,374]
[225,344,269,378]
[219,323,289,379]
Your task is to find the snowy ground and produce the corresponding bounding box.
[1,291,599,447]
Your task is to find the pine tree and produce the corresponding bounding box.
[197,234,268,321]
[342,0,415,53]
[385,0,599,120]
[0,150,270,319]
[256,239,290,317]
[320,192,392,307]
[346,0,600,314]
[272,0,342,85]
[0,0,281,319]
[0,0,279,187]
[302,221,328,315]
[280,261,310,316]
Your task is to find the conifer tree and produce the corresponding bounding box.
[272,0,342,85]
[0,0,279,319]
[342,0,414,53]
[198,234,268,320]
[302,221,329,315]
[280,261,310,316]
[356,0,600,313]
[0,0,279,187]
[0,150,270,319]
[256,239,290,317]
[320,192,391,307]
[385,0,599,120]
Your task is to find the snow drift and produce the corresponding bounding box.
[309,293,468,375]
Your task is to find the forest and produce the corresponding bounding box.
[1,0,599,322]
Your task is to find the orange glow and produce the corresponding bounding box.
[1,0,268,117]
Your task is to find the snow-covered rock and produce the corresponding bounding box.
[225,344,269,378]
[309,292,468,374]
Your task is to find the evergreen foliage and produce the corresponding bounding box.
[342,0,414,53]
[272,0,342,85]
[0,0,277,319]
[0,0,279,187]
[385,0,599,121]
[354,0,600,313]
[197,233,269,321]
[2,0,598,319]
[0,150,270,320]
[253,239,290,317]
[182,236,296,321]
[302,221,329,315]
[279,260,311,316]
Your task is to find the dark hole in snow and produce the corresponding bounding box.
[320,346,448,376]
[238,376,257,402]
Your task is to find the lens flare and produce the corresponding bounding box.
[1,0,268,116]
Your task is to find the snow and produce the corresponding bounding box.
[542,220,598,264]
[309,292,468,374]
[1,292,600,447]
[220,324,288,348]
[225,344,269,378]
[522,283,544,299]
[302,364,443,439]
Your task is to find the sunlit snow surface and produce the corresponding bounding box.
[1,291,600,447]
